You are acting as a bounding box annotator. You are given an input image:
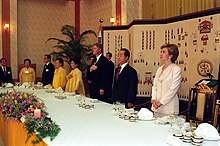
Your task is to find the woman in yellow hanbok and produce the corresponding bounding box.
[52,58,67,90]
[65,58,85,95]
[19,58,36,83]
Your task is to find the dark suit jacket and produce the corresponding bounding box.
[112,64,138,108]
[90,55,110,102]
[106,60,114,99]
[0,66,13,84]
[42,62,55,86]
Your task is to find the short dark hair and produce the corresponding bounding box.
[0,58,7,62]
[160,44,179,63]
[106,52,112,57]
[56,58,64,66]
[24,58,31,64]
[44,54,51,61]
[70,58,80,67]
[93,43,103,50]
[120,48,130,60]
[90,55,96,59]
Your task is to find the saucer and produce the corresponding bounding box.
[191,141,203,146]
[173,133,183,138]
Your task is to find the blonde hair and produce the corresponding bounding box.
[161,44,179,63]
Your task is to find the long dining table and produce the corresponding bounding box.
[0,87,219,146]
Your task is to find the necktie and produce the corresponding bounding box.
[116,66,121,81]
[3,67,6,76]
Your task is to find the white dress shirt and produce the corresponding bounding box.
[119,62,128,74]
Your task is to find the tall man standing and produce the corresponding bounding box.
[112,48,138,108]
[106,52,115,102]
[42,54,55,86]
[90,43,110,102]
[0,58,13,85]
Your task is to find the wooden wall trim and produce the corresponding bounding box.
[103,7,220,30]
[2,0,11,65]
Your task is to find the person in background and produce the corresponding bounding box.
[0,58,13,85]
[65,58,85,95]
[151,44,182,117]
[19,58,36,83]
[90,43,110,102]
[86,55,96,97]
[112,48,138,109]
[52,58,67,90]
[105,52,115,102]
[42,54,55,86]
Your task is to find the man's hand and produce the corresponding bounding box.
[100,89,104,95]
[90,65,97,71]
[127,103,135,108]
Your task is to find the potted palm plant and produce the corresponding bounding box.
[46,25,97,76]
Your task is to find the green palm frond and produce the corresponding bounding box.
[48,25,98,76]
[80,30,97,38]
[61,25,75,41]
[46,38,70,46]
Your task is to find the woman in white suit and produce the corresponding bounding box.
[151,44,182,117]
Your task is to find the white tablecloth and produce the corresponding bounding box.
[1,87,220,146]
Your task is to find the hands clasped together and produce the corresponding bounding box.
[151,99,163,109]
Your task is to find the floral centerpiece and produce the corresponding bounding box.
[0,90,61,144]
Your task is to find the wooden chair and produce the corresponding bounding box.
[187,88,217,126]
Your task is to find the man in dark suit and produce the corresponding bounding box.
[90,43,110,102]
[112,48,138,108]
[86,55,96,97]
[105,52,115,102]
[42,54,55,86]
[0,58,13,85]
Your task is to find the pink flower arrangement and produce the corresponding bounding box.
[0,90,60,144]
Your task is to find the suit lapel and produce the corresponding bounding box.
[95,55,103,66]
[115,64,129,84]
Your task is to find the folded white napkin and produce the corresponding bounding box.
[55,87,64,93]
[137,108,153,120]
[37,82,43,87]
[5,83,13,88]
[195,123,220,140]
[21,82,30,88]
[125,108,134,114]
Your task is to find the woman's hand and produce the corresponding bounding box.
[151,100,162,109]
[67,74,73,80]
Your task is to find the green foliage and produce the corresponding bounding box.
[46,25,97,76]
[25,114,61,144]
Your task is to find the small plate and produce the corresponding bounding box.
[139,117,156,121]
[173,133,183,138]
[191,141,203,146]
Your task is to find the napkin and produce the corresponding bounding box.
[195,123,220,140]
[5,83,14,88]
[21,82,30,88]
[55,87,64,93]
[137,108,153,120]
[37,82,43,87]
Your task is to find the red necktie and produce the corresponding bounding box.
[116,66,121,81]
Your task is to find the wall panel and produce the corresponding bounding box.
[17,0,75,78]
[10,0,18,79]
[103,13,220,100]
